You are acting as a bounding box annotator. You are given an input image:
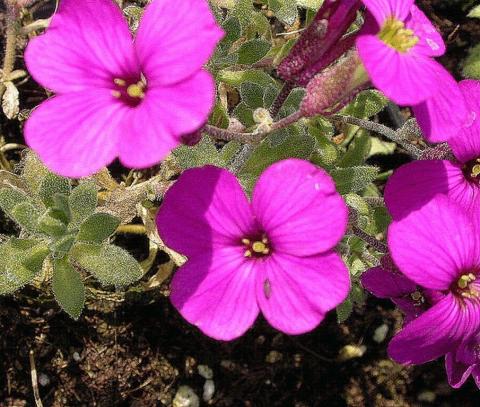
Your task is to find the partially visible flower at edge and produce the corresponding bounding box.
[385,195,480,365]
[156,159,350,341]
[356,0,469,142]
[446,333,480,389]
[24,0,223,177]
[385,80,480,220]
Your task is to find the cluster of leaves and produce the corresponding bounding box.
[0,152,143,319]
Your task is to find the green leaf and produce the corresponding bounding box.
[10,201,42,232]
[231,0,254,28]
[468,5,480,18]
[174,136,225,169]
[77,213,120,243]
[211,102,230,129]
[269,0,298,25]
[39,173,71,207]
[217,69,278,88]
[71,243,143,287]
[237,39,271,65]
[0,238,49,294]
[338,132,372,168]
[52,258,85,320]
[37,209,68,238]
[50,234,76,259]
[296,0,324,9]
[233,101,255,127]
[341,90,388,119]
[240,82,265,108]
[331,166,379,194]
[69,182,98,227]
[221,16,242,48]
[20,151,50,195]
[0,187,29,214]
[463,43,480,80]
[337,297,353,323]
[51,193,71,224]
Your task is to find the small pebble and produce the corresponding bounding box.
[338,345,367,362]
[418,390,436,403]
[203,379,215,402]
[198,365,213,380]
[38,373,50,387]
[373,324,389,343]
[72,352,81,362]
[265,350,283,364]
[173,385,200,407]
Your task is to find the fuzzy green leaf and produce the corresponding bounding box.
[0,187,28,214]
[77,213,120,243]
[71,243,143,287]
[68,182,98,227]
[237,39,271,65]
[52,258,85,320]
[20,151,50,195]
[50,234,76,259]
[10,201,42,232]
[217,69,278,88]
[37,209,68,238]
[174,136,224,169]
[331,166,379,194]
[39,173,71,207]
[240,82,265,108]
[0,238,49,294]
[463,43,480,79]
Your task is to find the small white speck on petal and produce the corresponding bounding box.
[426,38,439,51]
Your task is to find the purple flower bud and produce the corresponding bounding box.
[277,0,361,85]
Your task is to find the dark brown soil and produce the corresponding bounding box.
[1,0,480,406]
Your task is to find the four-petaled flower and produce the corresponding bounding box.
[156,159,350,340]
[386,195,480,364]
[385,80,480,220]
[24,0,223,177]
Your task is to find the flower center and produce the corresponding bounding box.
[242,236,270,258]
[111,76,147,107]
[378,17,419,53]
[455,273,479,299]
[463,158,480,185]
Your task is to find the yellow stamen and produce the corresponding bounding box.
[472,164,480,178]
[127,83,145,99]
[111,90,121,98]
[244,250,252,258]
[457,274,475,289]
[114,78,127,87]
[411,291,422,302]
[378,17,419,53]
[242,238,251,245]
[252,241,267,254]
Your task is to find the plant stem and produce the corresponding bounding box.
[351,225,388,253]
[0,6,19,98]
[204,110,304,144]
[333,115,422,158]
[270,81,295,118]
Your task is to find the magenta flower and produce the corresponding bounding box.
[386,195,480,365]
[356,0,449,106]
[446,334,480,389]
[385,80,480,219]
[361,256,438,324]
[24,0,223,177]
[156,159,350,341]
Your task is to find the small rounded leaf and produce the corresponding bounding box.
[77,213,120,243]
[69,182,98,227]
[52,258,85,320]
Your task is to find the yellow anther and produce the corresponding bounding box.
[411,291,422,301]
[242,238,251,245]
[469,273,477,281]
[127,83,145,99]
[111,90,121,98]
[114,78,127,87]
[244,250,252,258]
[458,274,474,289]
[252,241,267,253]
[262,237,268,244]
[472,164,480,178]
[379,17,419,53]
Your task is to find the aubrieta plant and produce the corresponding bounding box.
[1,0,480,394]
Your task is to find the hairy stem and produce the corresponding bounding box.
[205,110,304,144]
[269,81,295,118]
[333,115,422,158]
[351,225,388,254]
[0,6,18,98]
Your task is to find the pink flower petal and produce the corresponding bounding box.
[356,34,440,105]
[361,0,414,25]
[170,247,259,341]
[446,352,476,389]
[384,160,476,220]
[118,70,215,168]
[156,166,256,257]
[388,195,480,291]
[412,66,468,143]
[25,0,138,93]
[361,266,416,298]
[256,252,350,335]
[24,91,126,178]
[251,159,348,257]
[406,5,445,57]
[135,0,224,86]
[449,80,480,163]
[388,294,480,364]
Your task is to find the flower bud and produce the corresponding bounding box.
[278,0,361,86]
